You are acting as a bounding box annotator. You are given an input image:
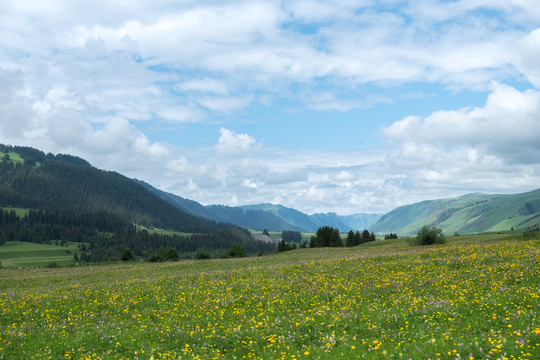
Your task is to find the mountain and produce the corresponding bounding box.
[341,213,384,230]
[136,184,306,232]
[140,183,383,232]
[239,203,319,231]
[134,179,215,219]
[236,205,381,232]
[370,189,540,235]
[206,204,304,232]
[0,144,280,260]
[0,145,229,233]
[5,144,537,240]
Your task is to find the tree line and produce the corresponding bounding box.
[309,227,377,248]
[0,208,275,261]
[275,226,381,252]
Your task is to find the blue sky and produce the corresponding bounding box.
[1,1,540,214]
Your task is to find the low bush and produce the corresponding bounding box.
[408,225,446,246]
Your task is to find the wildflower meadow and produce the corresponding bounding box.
[1,236,539,359]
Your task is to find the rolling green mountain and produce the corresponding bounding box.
[206,204,305,232]
[139,183,383,232]
[0,144,276,260]
[0,144,228,233]
[6,144,536,241]
[136,183,305,232]
[370,189,540,235]
[241,204,382,232]
[239,203,319,231]
[237,204,381,232]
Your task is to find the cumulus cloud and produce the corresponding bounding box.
[215,128,258,156]
[518,28,540,89]
[2,1,540,215]
[382,82,540,163]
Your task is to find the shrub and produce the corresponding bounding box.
[121,248,135,262]
[147,253,163,262]
[221,244,246,258]
[409,225,446,246]
[147,247,179,262]
[194,250,212,260]
[164,248,179,262]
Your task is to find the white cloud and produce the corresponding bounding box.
[518,28,540,89]
[166,157,192,176]
[382,82,540,163]
[2,0,540,216]
[215,128,258,156]
[176,79,229,94]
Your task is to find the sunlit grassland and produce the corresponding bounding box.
[0,206,29,217]
[0,241,83,267]
[1,236,539,359]
[0,151,24,165]
[135,225,195,237]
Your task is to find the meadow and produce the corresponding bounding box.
[0,235,539,359]
[0,241,83,267]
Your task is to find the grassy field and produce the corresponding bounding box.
[0,206,29,217]
[0,151,24,165]
[0,241,83,267]
[0,235,539,359]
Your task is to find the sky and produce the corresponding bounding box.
[1,0,540,215]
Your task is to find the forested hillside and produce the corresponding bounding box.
[0,145,226,232]
[136,180,304,231]
[0,145,275,261]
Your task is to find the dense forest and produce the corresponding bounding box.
[0,145,229,232]
[0,208,275,261]
[0,145,276,260]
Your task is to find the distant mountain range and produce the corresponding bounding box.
[138,180,540,235]
[2,144,539,238]
[136,180,382,232]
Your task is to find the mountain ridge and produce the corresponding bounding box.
[139,177,540,235]
[139,184,383,232]
[370,189,540,235]
[2,143,539,237]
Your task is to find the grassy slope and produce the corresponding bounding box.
[0,206,29,217]
[0,241,83,267]
[372,190,540,235]
[0,151,24,165]
[1,234,538,359]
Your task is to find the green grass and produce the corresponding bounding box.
[0,151,24,165]
[0,241,83,267]
[0,206,29,217]
[136,225,194,237]
[1,235,539,359]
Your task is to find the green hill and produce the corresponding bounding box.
[0,144,275,261]
[0,144,227,232]
[139,183,382,232]
[239,204,381,232]
[371,189,540,235]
